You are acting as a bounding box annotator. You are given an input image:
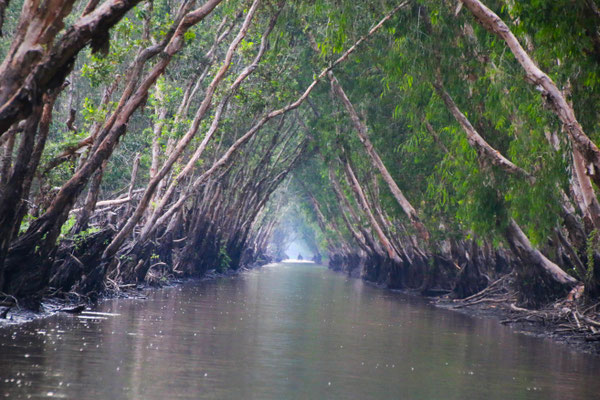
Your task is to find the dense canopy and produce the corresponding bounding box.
[0,0,599,312]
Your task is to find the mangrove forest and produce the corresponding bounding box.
[1,0,600,398]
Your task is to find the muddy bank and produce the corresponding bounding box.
[0,262,269,329]
[1,214,274,324]
[328,252,600,355]
[434,294,600,355]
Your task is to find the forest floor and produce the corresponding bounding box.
[431,275,600,355]
[0,266,261,329]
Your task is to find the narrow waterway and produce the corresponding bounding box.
[1,263,599,399]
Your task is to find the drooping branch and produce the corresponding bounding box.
[138,3,409,246]
[328,71,429,241]
[460,0,600,187]
[103,0,263,259]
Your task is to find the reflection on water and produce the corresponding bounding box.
[1,263,599,399]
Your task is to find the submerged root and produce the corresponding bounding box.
[448,273,600,345]
[450,273,515,309]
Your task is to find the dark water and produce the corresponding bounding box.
[1,263,600,399]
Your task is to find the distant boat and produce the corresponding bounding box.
[281,258,315,264]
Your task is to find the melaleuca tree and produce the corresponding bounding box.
[0,0,598,306]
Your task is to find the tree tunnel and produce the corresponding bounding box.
[0,0,598,315]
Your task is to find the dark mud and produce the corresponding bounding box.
[433,297,600,355]
[328,249,600,356]
[0,265,262,329]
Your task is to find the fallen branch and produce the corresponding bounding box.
[70,189,144,213]
[453,297,513,308]
[59,304,86,314]
[0,306,11,318]
[0,292,19,309]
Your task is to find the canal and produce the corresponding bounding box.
[1,263,599,399]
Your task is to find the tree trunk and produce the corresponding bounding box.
[505,219,577,306]
[12,84,67,239]
[103,0,262,259]
[0,127,16,186]
[460,0,600,188]
[572,147,600,230]
[72,161,107,234]
[7,0,224,267]
[432,77,533,181]
[147,11,400,240]
[432,73,581,301]
[0,104,43,289]
[0,0,143,135]
[329,168,368,247]
[341,156,402,263]
[328,71,429,241]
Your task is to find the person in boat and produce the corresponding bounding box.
[298,253,303,260]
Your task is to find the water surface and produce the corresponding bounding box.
[1,263,599,399]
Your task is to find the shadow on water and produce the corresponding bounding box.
[1,263,600,399]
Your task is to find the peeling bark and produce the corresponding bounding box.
[0,0,142,135]
[572,148,600,231]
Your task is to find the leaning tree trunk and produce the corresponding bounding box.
[327,71,429,242]
[72,160,107,234]
[460,0,600,188]
[5,0,224,276]
[145,1,411,242]
[12,83,67,239]
[139,6,285,247]
[0,127,16,186]
[0,0,142,135]
[341,155,403,264]
[328,165,374,255]
[505,219,578,307]
[103,0,261,260]
[0,104,43,290]
[432,74,579,304]
[572,148,600,231]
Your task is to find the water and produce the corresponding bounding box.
[1,263,599,399]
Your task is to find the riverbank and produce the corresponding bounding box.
[330,264,600,355]
[5,260,598,356]
[0,264,266,328]
[435,295,600,355]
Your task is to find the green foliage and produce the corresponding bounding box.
[73,226,101,250]
[60,216,77,240]
[218,242,232,272]
[5,0,598,293]
[586,230,598,285]
[18,214,34,236]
